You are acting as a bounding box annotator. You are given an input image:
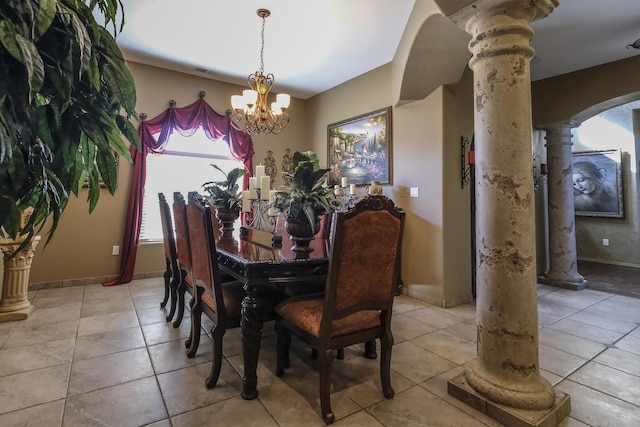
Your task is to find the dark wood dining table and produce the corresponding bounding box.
[214,221,330,400]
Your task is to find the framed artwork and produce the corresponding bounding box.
[572,149,623,218]
[327,107,392,186]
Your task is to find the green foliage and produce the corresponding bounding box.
[202,165,248,212]
[272,151,340,232]
[0,0,139,246]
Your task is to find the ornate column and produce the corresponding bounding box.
[539,121,586,290]
[0,235,41,322]
[448,1,570,425]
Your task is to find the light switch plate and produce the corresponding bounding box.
[410,187,419,198]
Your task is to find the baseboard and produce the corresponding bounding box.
[406,284,473,308]
[29,270,164,291]
[578,257,640,269]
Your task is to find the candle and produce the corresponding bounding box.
[242,191,251,212]
[255,164,265,180]
[334,184,341,196]
[249,176,257,190]
[350,183,356,195]
[540,163,548,174]
[341,177,348,187]
[268,190,277,216]
[260,175,271,194]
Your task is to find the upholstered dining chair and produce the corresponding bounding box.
[171,192,195,330]
[274,195,405,424]
[158,193,180,322]
[185,192,285,388]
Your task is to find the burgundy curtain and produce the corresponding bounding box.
[103,98,254,286]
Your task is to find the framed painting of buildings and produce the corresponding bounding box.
[327,107,392,186]
[572,149,623,218]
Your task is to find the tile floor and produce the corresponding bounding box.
[0,278,639,426]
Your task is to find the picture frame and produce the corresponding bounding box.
[327,107,392,186]
[572,149,623,218]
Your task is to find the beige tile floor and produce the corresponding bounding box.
[0,278,639,426]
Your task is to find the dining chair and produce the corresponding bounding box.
[158,193,179,322]
[274,195,405,424]
[185,192,285,388]
[171,192,197,331]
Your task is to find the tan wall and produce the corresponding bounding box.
[30,62,310,285]
[531,57,640,268]
[306,63,474,306]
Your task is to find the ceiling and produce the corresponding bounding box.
[114,0,640,100]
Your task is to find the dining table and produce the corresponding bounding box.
[214,220,330,400]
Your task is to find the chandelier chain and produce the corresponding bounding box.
[259,14,265,74]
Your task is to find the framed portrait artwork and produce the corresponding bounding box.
[327,107,392,186]
[572,149,623,218]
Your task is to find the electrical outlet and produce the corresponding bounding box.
[410,187,419,198]
[602,239,609,247]
[112,245,120,255]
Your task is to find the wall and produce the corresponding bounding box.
[306,62,474,307]
[531,56,640,269]
[572,104,640,267]
[29,62,310,285]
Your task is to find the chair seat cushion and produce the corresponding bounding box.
[275,297,381,338]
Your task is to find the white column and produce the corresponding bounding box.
[540,121,586,289]
[452,0,558,410]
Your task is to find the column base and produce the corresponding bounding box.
[448,373,571,427]
[0,304,34,322]
[538,274,587,291]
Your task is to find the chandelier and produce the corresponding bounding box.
[230,9,290,135]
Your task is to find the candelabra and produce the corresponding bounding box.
[333,185,360,210]
[240,188,282,247]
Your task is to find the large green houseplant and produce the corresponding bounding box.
[0,0,139,247]
[272,151,340,237]
[202,165,248,213]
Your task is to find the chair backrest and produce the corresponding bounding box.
[158,193,177,264]
[186,192,227,322]
[321,195,405,331]
[172,192,192,272]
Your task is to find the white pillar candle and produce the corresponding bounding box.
[341,177,348,187]
[255,164,265,180]
[350,183,357,195]
[268,190,277,216]
[334,184,341,196]
[249,176,257,190]
[242,191,251,212]
[260,175,271,194]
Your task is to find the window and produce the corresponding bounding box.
[141,128,244,241]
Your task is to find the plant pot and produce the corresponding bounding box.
[285,216,321,252]
[216,209,240,231]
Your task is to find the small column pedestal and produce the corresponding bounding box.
[0,235,41,322]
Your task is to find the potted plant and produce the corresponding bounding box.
[272,151,340,250]
[202,165,248,228]
[0,0,139,249]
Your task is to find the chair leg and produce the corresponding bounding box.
[184,294,196,349]
[172,272,187,328]
[364,340,377,359]
[337,348,344,360]
[165,271,180,322]
[276,324,291,377]
[186,288,203,358]
[160,263,171,308]
[205,324,225,389]
[319,348,335,425]
[379,333,395,399]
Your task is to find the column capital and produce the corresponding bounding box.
[450,0,559,30]
[540,120,579,147]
